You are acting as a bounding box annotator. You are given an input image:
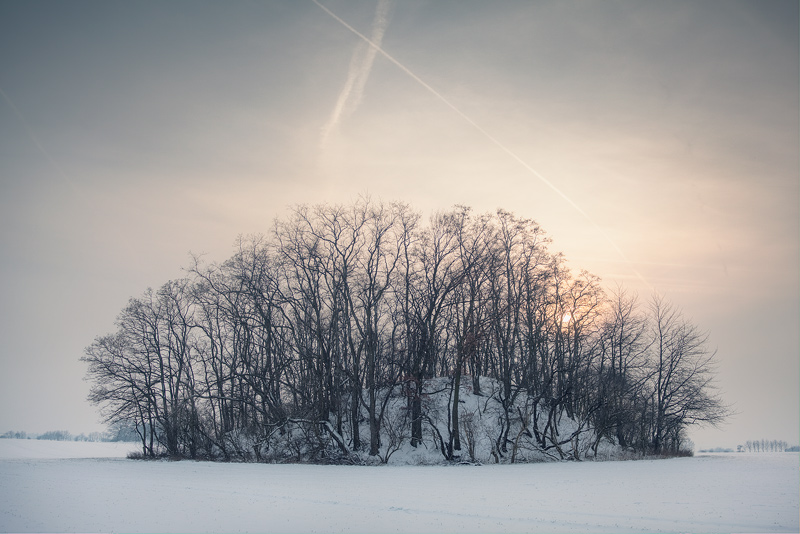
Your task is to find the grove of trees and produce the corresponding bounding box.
[83,199,727,462]
[740,439,791,453]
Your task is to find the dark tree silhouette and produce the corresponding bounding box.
[84,199,728,462]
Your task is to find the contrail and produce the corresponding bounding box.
[320,0,392,147]
[312,0,586,217]
[311,0,651,290]
[0,86,81,195]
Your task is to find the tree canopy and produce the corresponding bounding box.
[83,199,727,462]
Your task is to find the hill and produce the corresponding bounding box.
[218,377,620,465]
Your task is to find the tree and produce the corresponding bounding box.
[402,210,464,448]
[83,327,158,457]
[350,201,408,456]
[592,286,650,452]
[447,207,493,458]
[646,295,728,454]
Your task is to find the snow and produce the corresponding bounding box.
[0,439,797,533]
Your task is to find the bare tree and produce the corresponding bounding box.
[591,285,650,453]
[83,331,157,456]
[646,294,728,454]
[350,201,408,456]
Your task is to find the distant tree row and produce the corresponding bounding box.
[0,431,29,440]
[0,430,97,441]
[83,199,727,462]
[739,439,791,453]
[0,425,138,442]
[36,430,75,441]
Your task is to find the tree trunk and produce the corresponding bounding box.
[451,366,462,455]
[411,375,423,447]
[369,391,380,456]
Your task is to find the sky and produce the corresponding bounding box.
[0,0,797,449]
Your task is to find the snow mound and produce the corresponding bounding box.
[222,377,621,465]
[372,376,616,465]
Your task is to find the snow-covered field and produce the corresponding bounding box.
[0,439,797,533]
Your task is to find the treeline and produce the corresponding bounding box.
[83,199,726,462]
[739,440,792,453]
[0,431,30,440]
[1,430,107,442]
[0,424,139,442]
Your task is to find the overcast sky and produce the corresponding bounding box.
[1,0,797,448]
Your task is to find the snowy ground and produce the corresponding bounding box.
[0,439,797,533]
